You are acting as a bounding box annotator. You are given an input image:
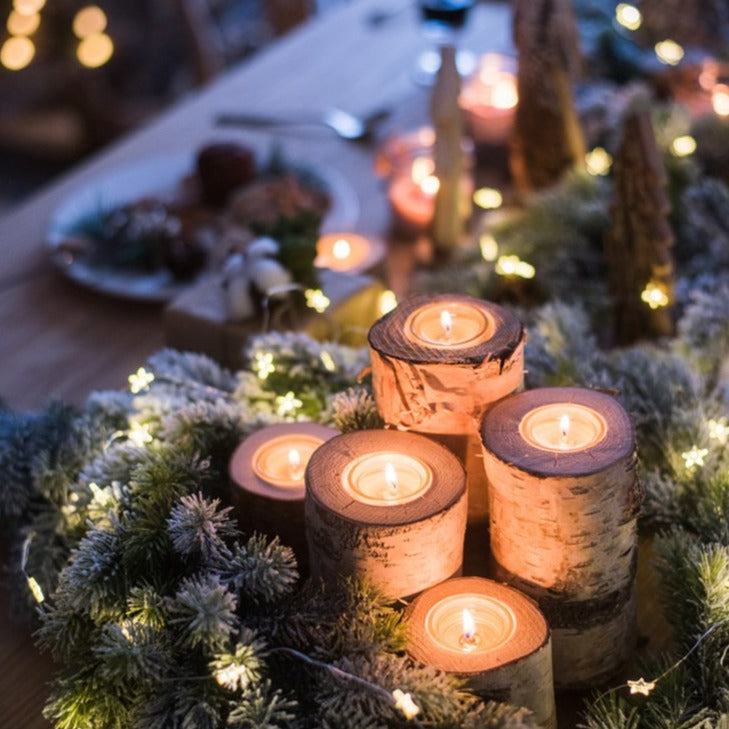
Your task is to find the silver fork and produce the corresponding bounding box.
[214,107,390,142]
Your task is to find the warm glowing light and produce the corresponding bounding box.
[341,452,432,506]
[628,677,656,696]
[0,35,34,69]
[275,391,303,417]
[480,233,499,262]
[288,448,303,480]
[332,238,351,260]
[72,5,107,38]
[708,418,729,444]
[420,174,440,196]
[379,290,398,315]
[712,84,729,117]
[641,281,670,309]
[13,0,45,14]
[26,576,45,603]
[495,255,535,279]
[254,351,275,380]
[462,608,476,640]
[215,663,248,690]
[128,367,154,394]
[440,309,453,339]
[7,10,40,35]
[320,350,336,372]
[699,60,719,91]
[682,445,708,470]
[585,147,613,176]
[615,3,642,31]
[473,187,503,209]
[671,135,697,157]
[385,462,398,494]
[392,689,420,720]
[77,32,114,68]
[520,403,607,452]
[305,288,330,313]
[128,421,153,447]
[411,156,435,184]
[560,414,570,445]
[655,39,684,66]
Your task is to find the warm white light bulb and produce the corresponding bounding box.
[440,309,453,339]
[332,238,351,260]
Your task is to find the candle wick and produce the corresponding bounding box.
[559,415,570,447]
[385,462,398,498]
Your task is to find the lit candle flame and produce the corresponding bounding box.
[440,309,453,340]
[560,414,570,446]
[385,462,398,495]
[288,448,303,480]
[332,238,351,260]
[462,608,475,640]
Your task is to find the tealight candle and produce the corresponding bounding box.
[480,387,640,687]
[229,422,338,565]
[459,53,518,145]
[369,294,525,525]
[314,232,386,274]
[305,430,467,599]
[406,577,556,729]
[387,156,440,231]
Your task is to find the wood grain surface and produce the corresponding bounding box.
[406,576,556,729]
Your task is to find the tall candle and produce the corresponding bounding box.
[305,430,467,599]
[406,577,556,729]
[480,387,640,687]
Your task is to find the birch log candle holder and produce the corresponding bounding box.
[368,293,525,524]
[480,387,641,687]
[229,423,338,564]
[305,429,467,599]
[406,576,556,729]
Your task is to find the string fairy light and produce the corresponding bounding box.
[585,147,613,176]
[305,288,331,314]
[682,445,708,470]
[479,233,499,262]
[654,39,684,66]
[275,391,303,417]
[473,187,503,210]
[640,281,670,310]
[495,254,535,279]
[708,418,729,444]
[320,350,337,372]
[253,351,276,380]
[128,367,154,393]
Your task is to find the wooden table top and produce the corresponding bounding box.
[0,2,512,726]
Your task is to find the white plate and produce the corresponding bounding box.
[46,153,360,303]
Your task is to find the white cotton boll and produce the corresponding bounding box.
[246,236,280,259]
[249,257,292,295]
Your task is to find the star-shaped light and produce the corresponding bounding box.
[627,677,656,696]
[708,418,729,444]
[276,391,303,417]
[305,288,331,313]
[392,689,420,720]
[641,281,670,310]
[128,367,154,394]
[682,445,708,470]
[128,420,153,447]
[253,351,276,380]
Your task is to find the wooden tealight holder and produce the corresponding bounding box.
[406,576,556,729]
[480,387,641,687]
[229,423,338,567]
[368,293,525,524]
[305,429,467,599]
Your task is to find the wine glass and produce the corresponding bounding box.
[413,0,477,86]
